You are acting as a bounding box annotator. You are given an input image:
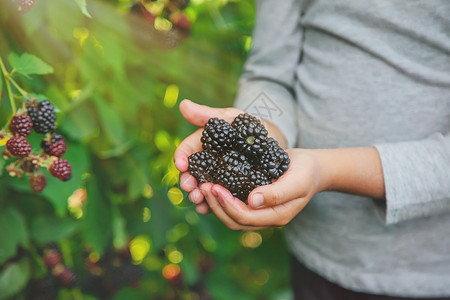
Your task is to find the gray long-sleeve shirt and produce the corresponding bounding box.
[234,0,450,297]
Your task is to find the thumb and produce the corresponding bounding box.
[179,99,241,127]
[248,170,308,209]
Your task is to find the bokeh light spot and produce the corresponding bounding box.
[162,264,181,280]
[142,184,154,199]
[254,269,269,286]
[163,84,179,108]
[241,231,263,248]
[168,250,183,264]
[130,235,151,264]
[168,187,183,205]
[142,207,151,223]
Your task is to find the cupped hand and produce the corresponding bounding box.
[198,149,322,230]
[174,99,287,214]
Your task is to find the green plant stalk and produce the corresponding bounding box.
[9,74,29,99]
[0,56,17,113]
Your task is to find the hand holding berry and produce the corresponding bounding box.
[174,99,288,214]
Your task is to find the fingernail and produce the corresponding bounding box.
[251,193,264,208]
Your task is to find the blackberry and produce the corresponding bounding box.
[27,100,56,134]
[54,266,77,288]
[214,151,252,200]
[6,135,31,157]
[44,249,62,268]
[258,138,290,179]
[41,133,67,157]
[201,118,235,152]
[188,151,217,183]
[30,174,47,193]
[49,158,72,181]
[9,113,33,137]
[232,114,269,158]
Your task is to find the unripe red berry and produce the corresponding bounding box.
[6,135,32,157]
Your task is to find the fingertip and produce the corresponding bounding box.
[174,156,188,172]
[249,192,265,209]
[196,202,210,214]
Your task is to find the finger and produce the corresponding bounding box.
[248,156,311,209]
[179,172,197,192]
[174,129,203,172]
[213,184,308,227]
[179,99,241,126]
[188,188,204,204]
[202,184,265,231]
[195,202,211,214]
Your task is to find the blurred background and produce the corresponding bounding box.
[0,0,291,299]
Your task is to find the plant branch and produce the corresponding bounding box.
[0,56,17,113]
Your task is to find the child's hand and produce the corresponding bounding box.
[198,149,322,230]
[174,99,287,214]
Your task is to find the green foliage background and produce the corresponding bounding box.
[0,0,291,299]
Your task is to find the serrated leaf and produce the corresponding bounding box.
[7,53,53,76]
[0,208,28,265]
[30,216,79,245]
[74,0,92,18]
[0,258,30,299]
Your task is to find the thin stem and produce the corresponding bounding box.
[0,56,17,113]
[9,76,29,99]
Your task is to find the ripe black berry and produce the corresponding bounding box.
[259,138,290,179]
[201,118,236,152]
[30,174,47,193]
[9,113,33,137]
[188,150,217,183]
[214,150,252,199]
[49,158,72,181]
[232,114,269,158]
[41,133,67,157]
[27,100,56,134]
[6,135,31,157]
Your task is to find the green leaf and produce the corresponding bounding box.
[30,216,79,245]
[74,0,92,18]
[82,179,112,254]
[7,53,53,76]
[0,258,31,299]
[0,208,28,265]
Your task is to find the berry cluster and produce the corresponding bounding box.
[1,98,72,192]
[188,113,290,201]
[82,245,144,298]
[26,244,77,300]
[130,0,191,49]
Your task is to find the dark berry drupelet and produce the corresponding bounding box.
[201,118,236,152]
[49,158,72,181]
[232,114,269,158]
[188,151,217,183]
[6,135,32,157]
[27,100,56,134]
[30,174,47,193]
[41,133,67,157]
[258,138,290,179]
[43,249,62,268]
[9,114,33,137]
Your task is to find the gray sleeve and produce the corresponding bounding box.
[375,132,450,225]
[234,0,303,148]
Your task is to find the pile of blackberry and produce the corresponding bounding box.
[189,113,290,201]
